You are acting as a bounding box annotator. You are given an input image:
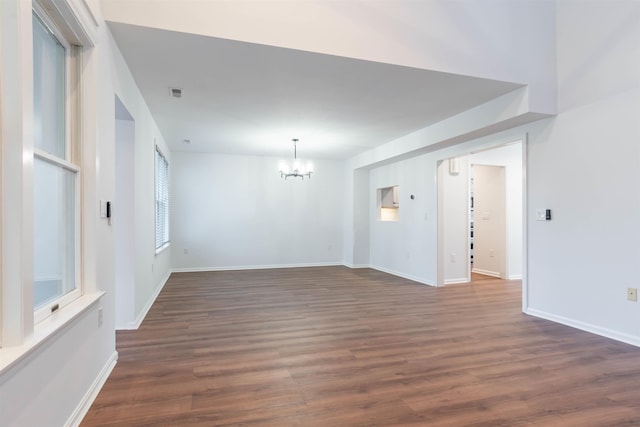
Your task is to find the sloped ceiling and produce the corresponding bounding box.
[108,22,524,160]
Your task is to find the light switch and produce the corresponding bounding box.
[536,209,551,221]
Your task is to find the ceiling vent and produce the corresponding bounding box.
[169,87,183,98]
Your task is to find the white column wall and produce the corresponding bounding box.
[104,28,172,327]
[114,117,135,329]
[442,157,470,284]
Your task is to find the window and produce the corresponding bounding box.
[32,8,80,322]
[155,147,170,251]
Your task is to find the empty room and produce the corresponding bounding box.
[1,0,640,426]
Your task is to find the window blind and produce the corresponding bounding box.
[155,147,169,250]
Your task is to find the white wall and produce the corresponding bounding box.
[101,0,557,114]
[440,157,470,284]
[365,0,640,347]
[114,115,135,329]
[106,28,172,327]
[369,155,438,284]
[524,0,640,345]
[171,152,344,270]
[343,168,370,268]
[367,135,528,286]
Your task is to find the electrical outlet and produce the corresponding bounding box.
[450,253,457,262]
[627,288,637,302]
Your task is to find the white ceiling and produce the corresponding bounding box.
[108,22,523,160]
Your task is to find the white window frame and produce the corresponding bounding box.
[0,0,99,361]
[32,3,82,324]
[155,146,170,253]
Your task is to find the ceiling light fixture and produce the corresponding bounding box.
[279,138,313,180]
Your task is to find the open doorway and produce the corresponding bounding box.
[470,164,507,281]
[437,141,523,285]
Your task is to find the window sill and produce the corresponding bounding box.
[0,291,105,378]
[155,242,170,255]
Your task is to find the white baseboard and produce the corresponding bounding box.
[472,268,501,278]
[369,265,435,286]
[445,277,469,285]
[172,262,343,273]
[66,350,118,427]
[508,274,523,280]
[525,308,640,348]
[121,269,172,330]
[343,263,370,269]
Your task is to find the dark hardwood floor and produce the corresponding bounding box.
[82,267,640,426]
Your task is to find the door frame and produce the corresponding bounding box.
[435,135,529,311]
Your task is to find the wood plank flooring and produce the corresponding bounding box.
[82,267,640,426]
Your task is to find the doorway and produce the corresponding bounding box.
[470,164,507,280]
[437,141,524,286]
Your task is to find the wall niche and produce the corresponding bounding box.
[378,185,399,221]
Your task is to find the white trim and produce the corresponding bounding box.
[471,268,501,278]
[33,274,63,281]
[343,263,370,269]
[154,242,169,255]
[119,269,171,330]
[32,5,74,162]
[369,264,435,286]
[521,133,529,313]
[444,277,469,285]
[34,148,80,172]
[154,145,169,251]
[171,262,343,273]
[34,288,82,324]
[79,0,100,28]
[38,0,98,46]
[32,153,82,324]
[508,274,523,280]
[525,308,640,348]
[0,291,104,377]
[65,350,117,427]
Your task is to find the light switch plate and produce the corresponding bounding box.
[536,209,546,221]
[100,200,108,218]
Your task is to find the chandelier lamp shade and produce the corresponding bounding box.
[279,138,313,180]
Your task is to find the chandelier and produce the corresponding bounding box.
[278,138,313,180]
